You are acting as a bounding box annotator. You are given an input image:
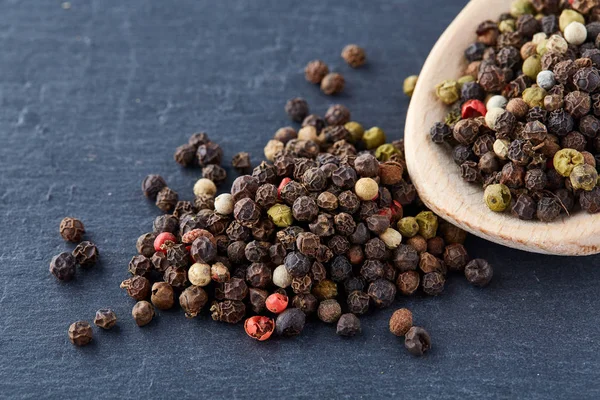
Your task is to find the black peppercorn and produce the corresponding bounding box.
[142,174,167,200]
[422,271,445,296]
[202,164,227,185]
[332,165,357,189]
[464,258,493,287]
[196,142,223,167]
[179,286,208,318]
[276,308,306,337]
[396,270,420,295]
[536,196,561,222]
[511,194,536,220]
[285,97,309,122]
[120,275,151,301]
[284,251,311,278]
[246,262,272,288]
[164,266,188,289]
[50,252,77,281]
[336,313,361,337]
[367,279,396,308]
[174,143,197,167]
[338,190,360,214]
[232,151,252,174]
[405,326,431,356]
[291,293,318,315]
[292,196,319,222]
[156,187,178,212]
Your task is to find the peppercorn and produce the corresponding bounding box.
[276,308,305,337]
[312,279,338,301]
[484,183,512,212]
[419,252,443,274]
[186,263,210,287]
[415,211,438,240]
[94,309,117,330]
[136,232,157,258]
[405,326,431,356]
[228,152,251,175]
[422,272,445,296]
[537,197,562,222]
[59,217,85,243]
[362,127,386,149]
[395,270,419,296]
[321,72,345,95]
[316,299,341,323]
[305,60,329,84]
[201,164,227,185]
[155,187,178,212]
[403,75,419,97]
[174,143,197,167]
[367,279,396,308]
[196,142,223,166]
[210,300,246,324]
[435,80,461,105]
[132,300,155,327]
[283,97,309,123]
[580,187,600,213]
[49,252,77,281]
[464,259,493,287]
[244,316,275,341]
[388,308,413,337]
[142,174,167,199]
[149,282,174,310]
[554,148,584,177]
[378,228,402,249]
[335,313,361,337]
[210,262,230,283]
[68,321,93,346]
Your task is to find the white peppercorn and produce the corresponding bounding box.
[355,178,379,201]
[485,107,505,130]
[486,95,508,110]
[272,264,293,288]
[536,70,555,90]
[214,193,234,215]
[379,228,402,249]
[264,140,284,162]
[188,263,211,286]
[193,178,217,197]
[564,22,587,45]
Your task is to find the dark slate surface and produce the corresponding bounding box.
[1,0,600,398]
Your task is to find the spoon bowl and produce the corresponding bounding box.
[404,0,600,256]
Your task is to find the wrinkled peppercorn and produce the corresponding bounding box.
[464,259,493,287]
[405,326,431,356]
[68,321,93,346]
[72,241,99,267]
[59,217,85,242]
[94,309,117,330]
[50,252,77,281]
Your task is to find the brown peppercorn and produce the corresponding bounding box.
[389,308,413,336]
[202,164,227,185]
[142,174,167,200]
[285,97,310,122]
[210,300,246,324]
[317,192,338,212]
[305,59,329,83]
[511,194,536,220]
[120,275,151,300]
[222,277,248,301]
[280,180,308,206]
[151,282,175,310]
[443,243,470,272]
[291,275,313,294]
[321,72,345,95]
[396,270,420,296]
[196,142,223,167]
[173,201,196,219]
[405,326,431,356]
[188,132,209,148]
[163,266,188,289]
[407,235,428,254]
[179,286,208,318]
[156,187,178,212]
[419,252,443,274]
[59,217,85,242]
[231,175,259,202]
[366,215,390,235]
[72,241,99,267]
[94,309,117,330]
[478,63,505,92]
[338,190,360,213]
[132,300,154,327]
[464,259,493,287]
[246,262,272,288]
[233,198,261,227]
[325,104,351,126]
[68,321,93,346]
[174,143,197,167]
[231,152,252,174]
[453,119,480,145]
[379,162,403,185]
[291,293,318,315]
[346,290,369,315]
[318,299,342,323]
[341,44,366,68]
[296,232,321,258]
[393,244,419,271]
[422,272,445,296]
[303,167,328,192]
[368,279,396,308]
[426,237,445,257]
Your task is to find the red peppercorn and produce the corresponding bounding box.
[154,232,177,253]
[461,100,487,119]
[390,200,403,220]
[265,293,288,314]
[277,177,292,199]
[244,316,275,341]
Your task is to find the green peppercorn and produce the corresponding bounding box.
[553,148,584,177]
[344,121,364,142]
[499,19,516,33]
[267,204,293,228]
[415,211,438,240]
[536,39,548,56]
[522,86,546,108]
[510,0,534,17]
[403,75,418,97]
[570,164,598,191]
[435,80,461,105]
[523,55,542,80]
[375,144,400,161]
[363,127,386,149]
[559,9,585,32]
[397,217,419,238]
[484,184,512,212]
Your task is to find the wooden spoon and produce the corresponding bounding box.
[404,0,600,256]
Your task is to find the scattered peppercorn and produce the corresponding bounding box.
[50,252,77,281]
[321,72,345,95]
[389,308,413,336]
[94,309,117,330]
[404,326,431,356]
[68,321,93,346]
[59,217,85,242]
[132,300,155,327]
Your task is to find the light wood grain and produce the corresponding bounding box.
[404,0,600,256]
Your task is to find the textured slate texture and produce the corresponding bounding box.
[1,0,600,399]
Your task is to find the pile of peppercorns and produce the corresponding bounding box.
[430,0,600,221]
[125,95,493,355]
